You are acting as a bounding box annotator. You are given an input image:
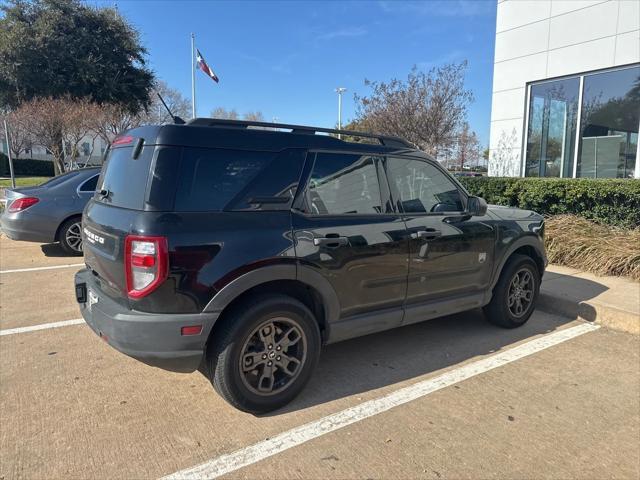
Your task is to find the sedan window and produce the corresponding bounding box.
[79,175,99,192]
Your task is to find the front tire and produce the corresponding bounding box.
[59,217,83,256]
[206,295,321,414]
[484,254,540,328]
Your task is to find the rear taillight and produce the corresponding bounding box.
[7,197,39,213]
[124,235,168,298]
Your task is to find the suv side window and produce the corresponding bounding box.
[387,156,464,213]
[305,153,384,215]
[175,148,275,212]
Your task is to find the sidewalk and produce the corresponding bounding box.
[539,265,640,334]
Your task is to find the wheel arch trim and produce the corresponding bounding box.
[491,236,546,289]
[203,263,341,326]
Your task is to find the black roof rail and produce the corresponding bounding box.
[186,118,415,149]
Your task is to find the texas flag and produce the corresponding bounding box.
[196,49,219,83]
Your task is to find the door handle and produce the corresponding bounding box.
[410,229,441,240]
[313,236,349,248]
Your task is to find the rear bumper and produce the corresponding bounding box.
[75,269,218,373]
[0,213,56,243]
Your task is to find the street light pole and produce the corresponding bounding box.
[335,87,347,139]
[3,119,15,188]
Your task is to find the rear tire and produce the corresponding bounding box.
[59,217,83,256]
[206,295,321,414]
[484,254,540,328]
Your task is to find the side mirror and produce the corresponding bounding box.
[467,196,488,217]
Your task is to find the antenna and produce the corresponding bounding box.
[156,92,185,125]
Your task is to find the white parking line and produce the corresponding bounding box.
[0,263,84,274]
[0,318,85,336]
[162,322,600,480]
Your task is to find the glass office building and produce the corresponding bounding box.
[489,0,639,178]
[525,65,639,178]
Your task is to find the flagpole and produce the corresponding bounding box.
[191,32,196,119]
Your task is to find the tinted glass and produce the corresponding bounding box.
[525,77,580,177]
[79,174,99,192]
[305,153,383,215]
[577,66,640,178]
[175,147,274,212]
[39,171,80,188]
[387,157,463,213]
[226,149,305,211]
[96,146,153,209]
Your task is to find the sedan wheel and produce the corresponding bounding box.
[59,218,83,255]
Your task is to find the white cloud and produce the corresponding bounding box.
[316,26,368,41]
[417,49,466,70]
[378,0,493,17]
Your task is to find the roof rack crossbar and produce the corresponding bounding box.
[186,118,414,148]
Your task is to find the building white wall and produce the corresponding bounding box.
[488,0,640,176]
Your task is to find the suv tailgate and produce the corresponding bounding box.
[82,144,154,306]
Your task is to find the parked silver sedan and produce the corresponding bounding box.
[1,168,100,255]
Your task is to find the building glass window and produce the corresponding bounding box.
[524,64,640,179]
[525,78,580,177]
[577,66,640,178]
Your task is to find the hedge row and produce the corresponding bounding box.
[0,152,55,177]
[459,177,640,229]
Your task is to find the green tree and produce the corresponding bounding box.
[0,0,154,112]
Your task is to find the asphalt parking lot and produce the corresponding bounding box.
[1,234,639,480]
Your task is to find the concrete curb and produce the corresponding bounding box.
[538,292,639,335]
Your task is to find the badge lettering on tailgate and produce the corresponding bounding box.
[83,227,105,245]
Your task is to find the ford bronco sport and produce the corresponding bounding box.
[75,119,546,414]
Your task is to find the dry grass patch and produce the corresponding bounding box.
[545,215,640,281]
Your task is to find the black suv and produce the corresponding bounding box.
[75,119,546,414]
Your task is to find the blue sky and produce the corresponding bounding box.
[107,0,497,146]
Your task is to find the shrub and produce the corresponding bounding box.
[0,155,55,177]
[459,177,640,228]
[545,215,640,280]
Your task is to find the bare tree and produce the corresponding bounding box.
[0,108,33,159]
[90,81,189,146]
[18,97,69,174]
[63,98,102,168]
[91,103,140,146]
[354,63,474,158]
[17,96,105,173]
[209,108,267,124]
[453,122,481,171]
[489,128,520,177]
[141,80,190,124]
[210,107,240,120]
[243,111,265,122]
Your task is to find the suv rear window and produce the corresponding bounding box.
[97,146,153,209]
[174,147,275,212]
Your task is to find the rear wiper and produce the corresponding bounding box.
[98,189,110,199]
